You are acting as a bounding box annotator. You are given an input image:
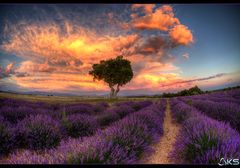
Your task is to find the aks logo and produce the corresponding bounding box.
[218,158,239,166]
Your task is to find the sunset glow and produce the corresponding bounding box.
[0,4,239,95]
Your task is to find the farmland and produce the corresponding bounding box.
[0,88,239,164]
[0,3,240,166]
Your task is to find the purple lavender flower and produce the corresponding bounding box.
[170,100,240,164]
[93,102,109,114]
[0,116,15,156]
[64,103,95,115]
[0,106,34,124]
[190,99,240,132]
[62,113,99,138]
[19,114,61,150]
[96,110,120,127]
[6,101,166,164]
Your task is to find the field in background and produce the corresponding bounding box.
[0,92,159,104]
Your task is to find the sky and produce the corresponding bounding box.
[0,4,239,96]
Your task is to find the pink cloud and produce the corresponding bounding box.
[182,53,190,60]
[169,24,194,46]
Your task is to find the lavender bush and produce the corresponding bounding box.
[190,99,240,132]
[96,110,120,127]
[19,114,61,150]
[0,106,34,123]
[6,101,165,164]
[62,114,99,138]
[64,103,96,115]
[0,117,15,156]
[93,102,109,114]
[170,100,240,164]
[67,103,165,164]
[114,100,152,111]
[173,115,240,163]
[111,105,135,119]
[170,99,194,123]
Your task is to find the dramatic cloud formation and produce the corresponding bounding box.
[3,4,235,95]
[2,22,140,73]
[131,5,180,31]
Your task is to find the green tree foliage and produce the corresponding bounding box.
[162,86,204,98]
[89,56,133,98]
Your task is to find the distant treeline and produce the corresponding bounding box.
[161,85,240,98]
[160,86,202,98]
[126,85,240,98]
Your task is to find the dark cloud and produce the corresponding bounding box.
[135,36,168,55]
[15,72,30,77]
[161,73,228,87]
[0,62,29,79]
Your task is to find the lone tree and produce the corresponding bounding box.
[89,56,133,98]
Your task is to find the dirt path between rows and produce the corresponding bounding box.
[143,99,180,164]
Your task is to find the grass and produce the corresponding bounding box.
[0,92,159,104]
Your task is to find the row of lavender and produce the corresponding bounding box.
[0,98,110,123]
[183,89,240,105]
[0,98,152,157]
[5,100,166,164]
[179,89,240,133]
[170,98,240,164]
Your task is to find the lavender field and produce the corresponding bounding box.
[0,89,239,164]
[0,3,240,166]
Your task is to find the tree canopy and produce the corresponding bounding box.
[89,56,133,98]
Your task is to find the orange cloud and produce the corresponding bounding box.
[1,21,142,91]
[17,61,56,73]
[132,4,156,14]
[138,62,180,75]
[0,5,197,94]
[13,73,108,92]
[126,72,185,91]
[169,25,194,46]
[131,5,180,31]
[2,22,139,69]
[130,4,194,47]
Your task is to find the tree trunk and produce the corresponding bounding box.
[109,85,115,99]
[114,84,120,98]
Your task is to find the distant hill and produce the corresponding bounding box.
[1,85,239,99]
[160,85,240,98]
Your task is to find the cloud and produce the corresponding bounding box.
[131,5,180,31]
[160,73,228,87]
[182,53,189,60]
[132,4,156,14]
[169,25,193,46]
[17,61,56,73]
[12,73,108,92]
[126,4,194,63]
[134,35,168,56]
[1,21,140,73]
[130,4,193,47]
[0,63,15,79]
[0,62,29,79]
[0,5,196,93]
